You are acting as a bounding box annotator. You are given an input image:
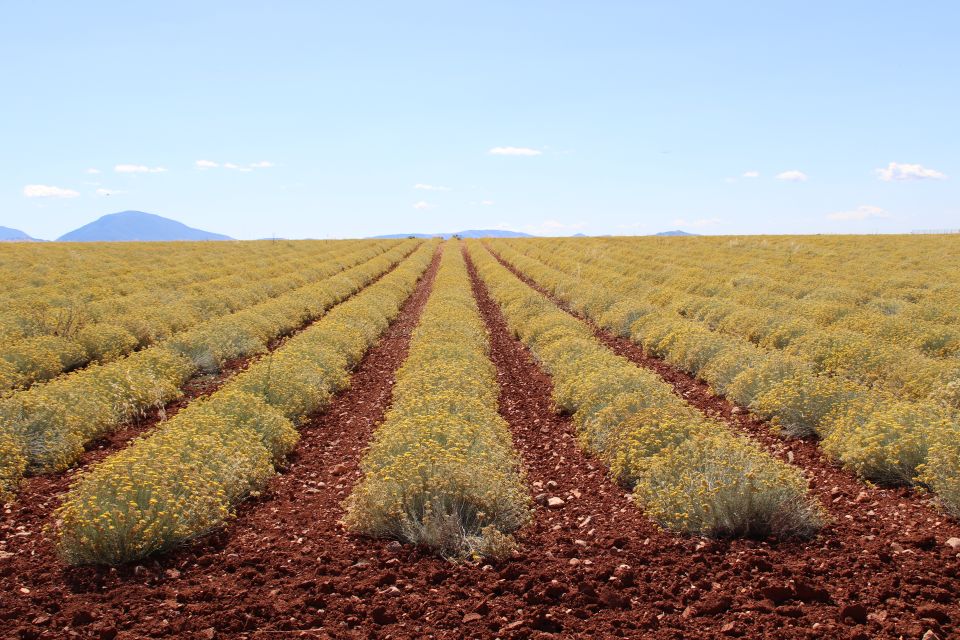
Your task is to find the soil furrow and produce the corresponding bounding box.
[479,243,960,639]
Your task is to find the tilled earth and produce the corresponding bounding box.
[0,245,957,640]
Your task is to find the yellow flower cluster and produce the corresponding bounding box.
[487,237,960,516]
[55,242,437,565]
[344,244,531,559]
[0,240,406,391]
[0,241,420,493]
[0,427,26,500]
[469,241,824,539]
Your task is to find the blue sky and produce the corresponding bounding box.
[2,1,958,239]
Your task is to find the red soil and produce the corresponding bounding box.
[1,244,957,640]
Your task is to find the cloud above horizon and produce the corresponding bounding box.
[827,205,891,221]
[412,200,431,211]
[196,160,273,172]
[23,184,81,198]
[489,146,542,156]
[875,162,946,182]
[776,170,808,182]
[742,170,760,178]
[115,164,167,174]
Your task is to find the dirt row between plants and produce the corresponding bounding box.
[1,249,417,550]
[482,244,960,639]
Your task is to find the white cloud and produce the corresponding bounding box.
[827,205,891,221]
[673,217,722,228]
[412,200,432,211]
[875,162,946,182]
[223,163,239,170]
[249,160,274,168]
[115,164,167,173]
[195,159,219,169]
[480,200,494,206]
[23,184,80,198]
[522,219,585,236]
[742,170,760,178]
[776,170,808,182]
[489,146,542,156]
[85,168,101,174]
[413,183,451,191]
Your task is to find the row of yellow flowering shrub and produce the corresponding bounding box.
[469,241,824,539]
[0,240,404,392]
[494,237,960,407]
[487,238,960,517]
[344,244,530,559]
[0,241,421,497]
[54,242,437,564]
[0,240,383,346]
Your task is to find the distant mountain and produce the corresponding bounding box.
[57,211,232,242]
[655,230,698,237]
[369,229,533,239]
[0,226,42,242]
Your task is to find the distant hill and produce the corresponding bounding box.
[655,230,698,237]
[57,211,232,242]
[0,226,42,242]
[370,229,533,239]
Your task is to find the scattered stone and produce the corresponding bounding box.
[922,631,941,640]
[547,497,565,508]
[200,629,216,640]
[534,493,549,507]
[546,480,558,489]
[944,537,960,551]
[720,621,744,636]
[463,612,482,623]
[386,540,403,553]
[855,491,869,503]
[164,569,180,579]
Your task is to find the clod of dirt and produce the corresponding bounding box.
[839,603,869,625]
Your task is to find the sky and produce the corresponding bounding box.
[2,1,958,240]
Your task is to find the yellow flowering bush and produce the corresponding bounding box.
[634,434,825,539]
[919,425,960,517]
[470,240,823,539]
[55,242,436,564]
[752,373,865,437]
[345,245,531,559]
[0,428,27,501]
[821,398,945,485]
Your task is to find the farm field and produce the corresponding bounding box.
[1,236,959,640]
